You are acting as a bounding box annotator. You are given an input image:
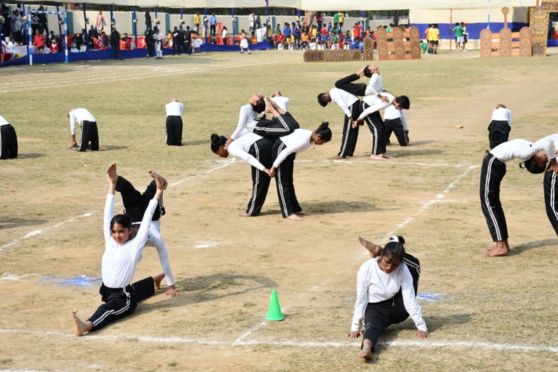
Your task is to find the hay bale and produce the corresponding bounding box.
[303,50,324,62]
[303,49,362,62]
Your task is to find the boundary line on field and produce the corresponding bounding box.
[0,328,556,353]
[0,159,235,252]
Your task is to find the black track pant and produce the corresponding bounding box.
[488,120,510,149]
[116,176,162,223]
[0,124,18,159]
[338,103,361,158]
[363,254,421,347]
[362,101,387,155]
[335,73,366,96]
[166,116,183,146]
[88,277,154,331]
[273,140,302,217]
[253,112,300,139]
[385,118,408,146]
[480,152,508,241]
[79,120,99,151]
[245,138,274,216]
[544,164,558,236]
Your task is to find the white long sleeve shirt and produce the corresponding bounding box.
[364,73,384,96]
[165,101,184,117]
[491,107,512,127]
[145,220,175,286]
[273,129,313,168]
[329,88,359,118]
[69,108,96,135]
[384,105,408,131]
[358,92,395,121]
[101,194,157,288]
[231,104,258,140]
[227,132,267,171]
[351,258,427,332]
[0,116,10,126]
[490,135,557,162]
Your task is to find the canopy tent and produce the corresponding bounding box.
[21,0,537,10]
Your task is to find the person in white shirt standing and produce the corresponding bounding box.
[165,98,184,146]
[0,115,18,159]
[481,135,558,257]
[487,104,512,149]
[71,164,167,336]
[267,122,332,220]
[68,108,99,151]
[349,236,428,362]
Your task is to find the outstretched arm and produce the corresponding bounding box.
[104,163,117,242]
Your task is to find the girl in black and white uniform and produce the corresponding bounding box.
[480,135,557,257]
[267,122,332,220]
[0,115,18,159]
[349,235,427,362]
[211,132,273,216]
[71,164,166,336]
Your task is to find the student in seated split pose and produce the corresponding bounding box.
[112,165,177,297]
[71,164,167,336]
[349,235,427,362]
[267,121,332,220]
[211,132,273,216]
[481,135,558,257]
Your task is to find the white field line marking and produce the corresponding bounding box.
[0,161,235,252]
[0,56,295,94]
[387,165,478,237]
[0,328,556,353]
[234,166,478,342]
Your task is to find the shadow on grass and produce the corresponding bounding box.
[509,239,558,256]
[16,153,45,159]
[386,139,434,147]
[302,200,377,214]
[182,139,208,146]
[390,148,444,158]
[137,273,277,314]
[0,217,48,230]
[101,145,128,151]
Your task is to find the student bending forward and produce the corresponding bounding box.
[71,164,167,336]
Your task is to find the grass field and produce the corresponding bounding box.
[1,49,558,371]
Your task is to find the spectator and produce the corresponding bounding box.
[154,26,164,59]
[222,26,228,45]
[172,26,180,54]
[145,27,155,58]
[110,27,121,59]
[462,22,469,49]
[33,29,45,53]
[49,37,59,53]
[124,33,132,50]
[452,22,464,50]
[11,10,23,44]
[37,5,48,35]
[256,15,261,30]
[209,13,217,37]
[239,29,250,54]
[96,10,106,32]
[339,11,345,29]
[193,12,201,33]
[145,11,152,30]
[316,12,323,32]
[183,25,192,55]
[249,12,256,35]
[333,11,340,29]
[293,22,301,49]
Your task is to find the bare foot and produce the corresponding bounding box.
[486,246,510,257]
[287,213,303,221]
[239,211,252,217]
[106,163,117,184]
[370,155,387,161]
[153,273,165,290]
[149,171,168,190]
[69,142,78,149]
[381,153,393,159]
[358,236,382,258]
[358,339,373,361]
[71,310,92,336]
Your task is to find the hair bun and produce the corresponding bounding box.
[210,133,219,143]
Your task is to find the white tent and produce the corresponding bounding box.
[22,0,537,10]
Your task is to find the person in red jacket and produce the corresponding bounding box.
[33,30,45,53]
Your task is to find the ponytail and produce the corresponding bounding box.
[315,121,332,142]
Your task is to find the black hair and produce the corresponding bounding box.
[210,133,227,153]
[315,122,332,142]
[251,97,265,114]
[521,156,546,174]
[381,241,406,262]
[110,214,132,231]
[364,65,372,78]
[395,95,410,110]
[317,92,329,107]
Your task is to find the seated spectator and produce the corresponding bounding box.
[300,32,309,50]
[124,33,133,50]
[50,38,59,53]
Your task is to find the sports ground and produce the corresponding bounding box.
[1,50,558,371]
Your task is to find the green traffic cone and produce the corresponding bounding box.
[265,289,285,321]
